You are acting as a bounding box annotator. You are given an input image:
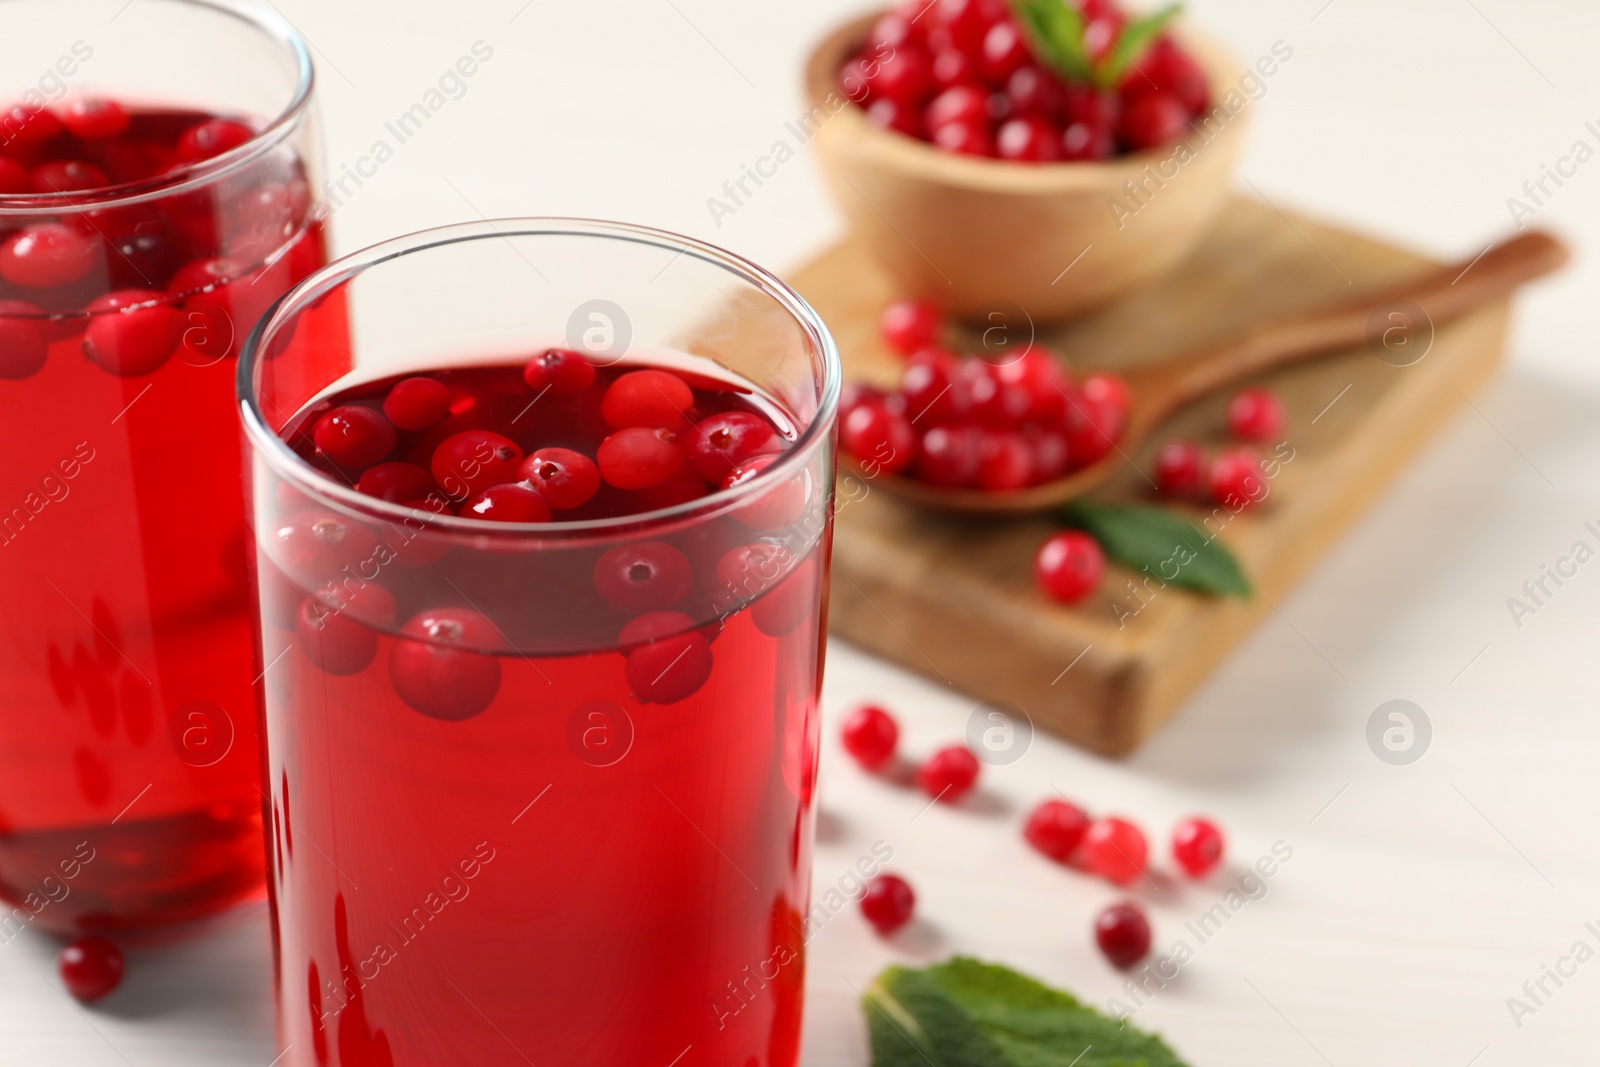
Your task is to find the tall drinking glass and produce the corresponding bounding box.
[239,220,839,1066]
[0,0,324,933]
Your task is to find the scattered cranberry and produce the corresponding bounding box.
[62,98,130,139]
[83,290,180,377]
[430,430,523,499]
[175,118,255,163]
[840,704,899,769]
[601,369,693,430]
[0,224,99,289]
[388,608,503,721]
[1172,816,1225,878]
[1034,531,1105,604]
[1081,817,1149,885]
[1094,902,1152,968]
[1226,386,1285,442]
[296,583,397,676]
[60,937,124,1002]
[523,347,596,397]
[916,744,980,802]
[463,483,551,523]
[32,160,110,194]
[1153,438,1202,498]
[598,426,685,490]
[0,300,48,379]
[594,541,692,611]
[859,874,916,934]
[879,298,943,356]
[1208,446,1265,509]
[313,406,397,469]
[382,376,451,431]
[1024,797,1091,863]
[520,447,601,510]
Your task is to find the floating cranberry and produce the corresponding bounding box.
[726,545,815,636]
[1095,902,1152,968]
[270,510,383,590]
[0,300,48,379]
[356,461,437,504]
[389,608,503,721]
[175,117,255,163]
[296,583,397,676]
[313,405,397,469]
[1154,438,1202,497]
[1172,816,1225,878]
[109,222,182,291]
[382,376,451,431]
[32,159,110,194]
[1034,531,1105,604]
[859,874,916,934]
[879,298,944,356]
[840,400,916,475]
[601,369,693,430]
[932,117,994,156]
[975,430,1034,490]
[62,98,130,138]
[997,115,1064,162]
[430,430,523,499]
[841,704,899,770]
[1226,386,1285,442]
[0,224,99,289]
[685,410,781,482]
[594,540,692,611]
[1,103,62,149]
[60,937,124,1002]
[463,482,551,523]
[520,447,601,510]
[722,454,809,529]
[1118,90,1189,151]
[598,426,685,489]
[916,744,979,801]
[0,157,28,193]
[1208,446,1265,508]
[523,347,596,397]
[1081,816,1149,885]
[917,424,982,486]
[1024,798,1091,862]
[624,623,713,704]
[83,290,179,377]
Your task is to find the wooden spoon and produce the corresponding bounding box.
[843,230,1569,516]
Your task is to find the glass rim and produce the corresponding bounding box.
[237,216,843,540]
[0,0,315,213]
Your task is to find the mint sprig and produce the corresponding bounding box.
[864,957,1191,1067]
[1062,500,1251,599]
[1009,0,1183,90]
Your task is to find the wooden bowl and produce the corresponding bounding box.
[803,13,1252,323]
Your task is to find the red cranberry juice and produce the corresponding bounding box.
[259,358,830,1066]
[0,102,329,931]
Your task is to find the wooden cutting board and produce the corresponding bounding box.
[790,195,1513,756]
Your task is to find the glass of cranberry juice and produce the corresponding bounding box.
[240,219,841,1067]
[0,0,325,932]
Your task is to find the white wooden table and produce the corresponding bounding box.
[6,0,1598,1063]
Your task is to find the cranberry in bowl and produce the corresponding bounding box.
[805,0,1253,321]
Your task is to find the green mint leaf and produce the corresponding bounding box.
[1009,0,1092,82]
[865,957,1192,1067]
[1094,3,1183,88]
[1061,500,1251,599]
